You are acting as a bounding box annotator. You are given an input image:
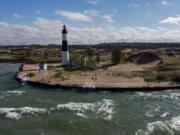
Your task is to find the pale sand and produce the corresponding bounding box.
[17,63,177,88]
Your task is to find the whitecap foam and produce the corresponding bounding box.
[154,105,161,112]
[135,116,180,135]
[135,129,146,135]
[146,121,172,134]
[0,108,16,114]
[57,102,96,112]
[145,104,161,118]
[1,90,25,95]
[136,92,154,97]
[0,90,25,100]
[0,107,47,120]
[135,121,173,135]
[160,112,169,118]
[170,92,180,101]
[5,112,21,120]
[0,99,114,120]
[170,116,180,131]
[96,99,114,120]
[57,99,114,120]
[76,112,87,118]
[18,107,47,114]
[171,92,180,97]
[136,92,174,101]
[145,112,154,117]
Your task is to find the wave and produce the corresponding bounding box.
[145,103,161,118]
[0,107,47,120]
[136,92,171,99]
[0,90,25,100]
[1,90,25,95]
[145,112,154,118]
[135,91,180,108]
[56,99,114,120]
[171,92,180,100]
[0,99,114,120]
[76,112,87,118]
[135,116,180,135]
[160,112,169,118]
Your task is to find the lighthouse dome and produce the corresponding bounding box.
[62,25,68,34]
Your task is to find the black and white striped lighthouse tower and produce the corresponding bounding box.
[62,25,69,66]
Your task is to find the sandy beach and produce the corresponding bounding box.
[17,63,178,89]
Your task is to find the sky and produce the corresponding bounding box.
[0,0,180,45]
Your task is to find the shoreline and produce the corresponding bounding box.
[16,73,180,92]
[15,63,180,92]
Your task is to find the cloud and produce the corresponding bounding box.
[102,15,114,23]
[13,13,23,19]
[0,22,48,45]
[83,10,98,16]
[161,1,170,6]
[33,17,63,29]
[56,10,92,22]
[1,17,180,45]
[160,16,180,25]
[129,3,140,8]
[87,0,101,5]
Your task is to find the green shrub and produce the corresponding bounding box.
[86,46,95,58]
[28,72,36,77]
[83,65,97,70]
[54,72,63,78]
[43,52,48,59]
[156,73,169,81]
[111,48,125,64]
[54,72,68,81]
[25,48,33,58]
[15,53,26,59]
[172,75,180,82]
[96,54,101,63]
[144,77,156,82]
[80,56,85,67]
[70,54,79,62]
[48,66,55,70]
[156,50,163,55]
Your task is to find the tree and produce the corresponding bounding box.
[120,52,125,62]
[80,56,85,67]
[43,52,48,59]
[25,48,33,58]
[156,73,168,82]
[96,54,101,63]
[86,46,95,58]
[16,52,25,59]
[111,48,124,64]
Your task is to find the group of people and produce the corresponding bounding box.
[92,74,97,81]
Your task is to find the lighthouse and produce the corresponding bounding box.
[62,25,70,66]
